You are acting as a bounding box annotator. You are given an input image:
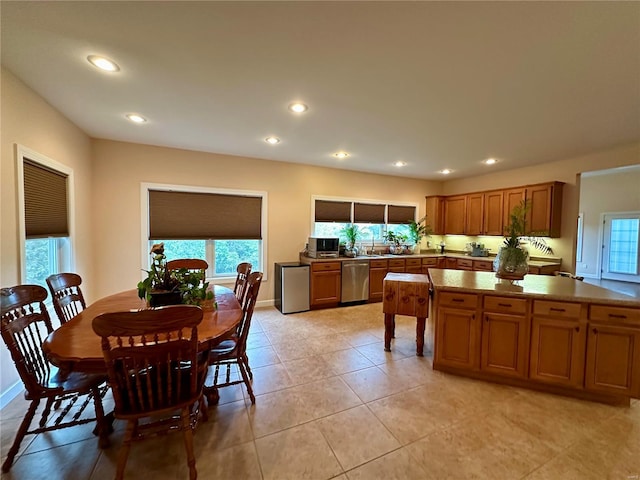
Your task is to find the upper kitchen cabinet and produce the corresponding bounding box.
[503,187,526,230]
[526,182,563,237]
[483,190,503,236]
[465,193,484,236]
[444,195,467,235]
[425,196,445,235]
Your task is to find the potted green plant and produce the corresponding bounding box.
[174,269,216,311]
[384,231,409,254]
[494,201,553,280]
[137,243,182,306]
[341,224,360,257]
[408,216,433,253]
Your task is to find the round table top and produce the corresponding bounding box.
[43,285,242,373]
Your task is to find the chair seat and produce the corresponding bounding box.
[26,366,107,400]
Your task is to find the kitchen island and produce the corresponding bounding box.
[429,269,640,405]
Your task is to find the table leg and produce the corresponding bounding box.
[384,313,395,352]
[204,386,220,406]
[416,316,426,357]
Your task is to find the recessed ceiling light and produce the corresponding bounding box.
[265,136,280,144]
[333,152,349,159]
[288,102,308,113]
[440,169,452,175]
[87,55,120,72]
[126,113,147,123]
[484,158,497,165]
[393,161,407,167]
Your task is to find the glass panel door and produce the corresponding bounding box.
[602,213,640,283]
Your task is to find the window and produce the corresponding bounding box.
[143,185,266,279]
[18,146,73,289]
[312,197,417,244]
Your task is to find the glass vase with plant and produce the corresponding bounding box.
[408,216,433,253]
[341,224,360,257]
[494,201,552,280]
[384,231,409,254]
[137,243,182,306]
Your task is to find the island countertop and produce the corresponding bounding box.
[428,268,640,307]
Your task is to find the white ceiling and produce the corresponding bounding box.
[2,1,639,180]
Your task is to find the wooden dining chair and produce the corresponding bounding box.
[46,272,87,325]
[1,285,110,473]
[92,305,207,480]
[206,271,262,405]
[166,258,208,278]
[233,262,252,303]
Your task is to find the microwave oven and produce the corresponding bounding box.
[307,237,340,258]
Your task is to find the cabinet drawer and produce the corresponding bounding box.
[369,259,388,268]
[439,292,478,309]
[533,300,581,318]
[388,259,405,267]
[457,259,473,269]
[473,260,493,271]
[422,258,438,267]
[406,258,421,267]
[311,261,341,272]
[484,296,528,314]
[589,305,640,323]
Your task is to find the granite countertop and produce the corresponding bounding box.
[429,269,640,307]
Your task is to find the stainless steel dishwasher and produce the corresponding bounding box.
[341,260,370,304]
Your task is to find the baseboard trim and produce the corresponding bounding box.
[0,381,23,410]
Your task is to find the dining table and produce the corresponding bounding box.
[43,285,243,374]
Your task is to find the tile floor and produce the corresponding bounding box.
[1,303,639,480]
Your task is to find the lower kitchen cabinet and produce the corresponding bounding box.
[530,316,586,388]
[481,296,529,379]
[388,258,405,273]
[585,323,640,397]
[310,261,341,308]
[421,257,438,274]
[434,292,480,370]
[369,259,388,302]
[405,258,422,273]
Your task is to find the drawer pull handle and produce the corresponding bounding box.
[608,313,627,319]
[452,298,464,303]
[549,307,566,312]
[498,303,512,307]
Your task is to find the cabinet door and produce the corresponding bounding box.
[585,323,640,397]
[466,193,484,236]
[480,312,529,378]
[444,195,466,235]
[435,307,479,369]
[503,187,526,227]
[445,257,457,269]
[310,271,341,306]
[483,190,503,236]
[388,259,405,273]
[526,183,563,237]
[369,267,387,302]
[530,317,585,387]
[425,196,445,235]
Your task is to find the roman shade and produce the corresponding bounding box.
[387,205,416,224]
[149,190,262,240]
[354,203,385,223]
[24,159,69,238]
[314,200,351,223]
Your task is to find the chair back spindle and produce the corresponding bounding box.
[46,273,87,325]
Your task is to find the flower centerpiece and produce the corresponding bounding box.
[494,201,553,280]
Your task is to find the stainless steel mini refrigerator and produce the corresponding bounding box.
[275,263,310,314]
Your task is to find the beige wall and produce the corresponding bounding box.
[1,68,94,395]
[91,139,440,300]
[440,142,640,270]
[576,166,640,278]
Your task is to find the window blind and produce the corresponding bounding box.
[387,205,416,224]
[149,190,262,240]
[314,200,352,223]
[23,159,69,238]
[354,203,385,223]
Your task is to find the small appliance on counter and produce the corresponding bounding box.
[307,237,339,258]
[469,242,489,257]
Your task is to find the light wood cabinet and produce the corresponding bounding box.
[369,259,388,302]
[529,300,586,388]
[405,258,422,273]
[444,195,466,235]
[585,317,640,398]
[466,193,484,236]
[310,262,341,308]
[457,258,473,271]
[435,292,480,370]
[425,196,445,235]
[445,257,457,269]
[480,296,529,379]
[483,190,503,236]
[421,257,438,274]
[388,258,405,273]
[503,187,526,229]
[473,259,493,271]
[526,182,563,237]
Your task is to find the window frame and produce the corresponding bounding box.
[140,183,268,282]
[16,144,75,284]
